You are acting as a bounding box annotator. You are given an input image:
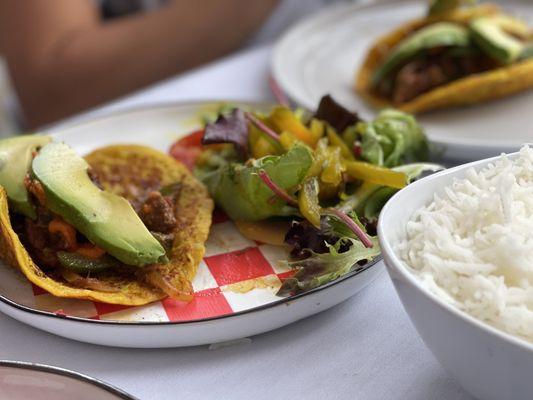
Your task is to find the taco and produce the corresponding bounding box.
[356,1,533,113]
[0,136,213,305]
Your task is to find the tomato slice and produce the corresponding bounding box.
[169,129,204,170]
[176,129,204,148]
[169,146,201,171]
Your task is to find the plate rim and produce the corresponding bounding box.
[0,257,381,326]
[46,99,276,133]
[271,0,533,153]
[0,360,138,399]
[0,100,383,327]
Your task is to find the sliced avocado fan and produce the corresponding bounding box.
[428,0,477,16]
[0,134,52,218]
[32,142,166,267]
[371,22,471,87]
[470,15,530,64]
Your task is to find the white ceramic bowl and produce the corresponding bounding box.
[377,153,533,400]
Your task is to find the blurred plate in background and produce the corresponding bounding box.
[272,0,533,162]
[0,361,136,400]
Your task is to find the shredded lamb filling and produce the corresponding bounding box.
[377,50,496,104]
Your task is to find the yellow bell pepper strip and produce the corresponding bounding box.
[279,131,299,151]
[320,146,345,186]
[327,126,355,161]
[298,177,321,228]
[268,106,315,146]
[252,136,279,158]
[345,161,407,189]
[306,157,322,178]
[306,138,327,178]
[306,138,345,198]
[309,118,326,143]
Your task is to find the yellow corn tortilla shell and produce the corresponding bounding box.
[85,144,214,303]
[356,4,533,113]
[0,144,213,306]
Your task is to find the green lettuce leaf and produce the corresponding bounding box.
[278,236,380,296]
[197,144,313,221]
[358,109,429,168]
[323,211,365,239]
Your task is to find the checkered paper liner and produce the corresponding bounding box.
[0,210,299,323]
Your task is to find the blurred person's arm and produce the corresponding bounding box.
[0,0,278,128]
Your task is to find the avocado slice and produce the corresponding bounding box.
[371,22,471,86]
[428,0,460,16]
[470,15,529,64]
[427,0,476,16]
[0,134,52,218]
[32,142,166,267]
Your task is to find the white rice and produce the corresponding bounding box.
[398,145,533,343]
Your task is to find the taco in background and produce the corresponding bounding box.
[356,1,533,113]
[0,137,213,305]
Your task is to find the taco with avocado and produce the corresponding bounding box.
[356,0,533,113]
[0,136,213,305]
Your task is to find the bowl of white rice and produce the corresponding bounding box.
[378,146,533,400]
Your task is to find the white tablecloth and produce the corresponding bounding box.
[0,46,474,400]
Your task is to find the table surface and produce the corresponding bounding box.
[0,45,474,400]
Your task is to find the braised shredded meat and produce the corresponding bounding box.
[149,231,175,251]
[24,213,59,268]
[378,51,495,104]
[24,176,46,207]
[21,178,77,264]
[138,191,177,233]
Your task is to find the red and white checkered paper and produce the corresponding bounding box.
[0,210,296,322]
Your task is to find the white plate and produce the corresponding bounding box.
[272,0,533,162]
[0,101,384,348]
[0,360,136,400]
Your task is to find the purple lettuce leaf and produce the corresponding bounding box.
[314,95,362,132]
[202,108,248,157]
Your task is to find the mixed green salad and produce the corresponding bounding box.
[170,95,442,295]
